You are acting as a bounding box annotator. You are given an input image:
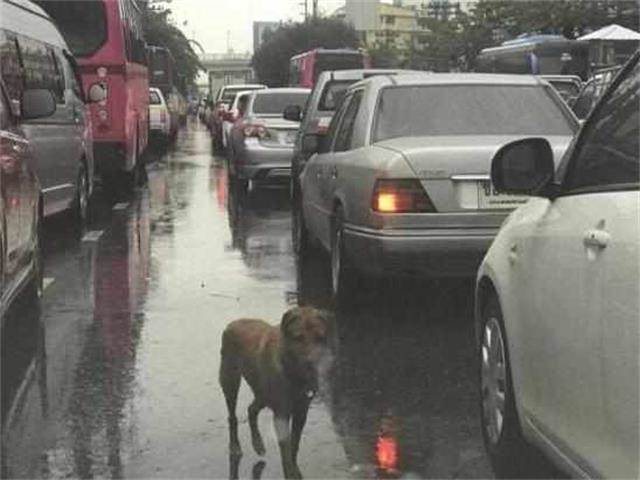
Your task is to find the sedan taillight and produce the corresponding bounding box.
[372,179,435,213]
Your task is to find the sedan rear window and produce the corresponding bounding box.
[252,92,309,115]
[373,85,575,142]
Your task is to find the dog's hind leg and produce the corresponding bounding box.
[248,400,266,456]
[219,351,242,456]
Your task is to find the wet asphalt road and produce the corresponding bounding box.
[2,121,493,479]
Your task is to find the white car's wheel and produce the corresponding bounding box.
[479,295,550,478]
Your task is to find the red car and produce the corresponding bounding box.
[0,82,45,323]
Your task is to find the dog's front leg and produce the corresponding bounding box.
[291,398,311,465]
[273,414,302,479]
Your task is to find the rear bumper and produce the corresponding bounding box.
[150,121,171,136]
[93,142,127,175]
[235,142,293,181]
[343,224,499,278]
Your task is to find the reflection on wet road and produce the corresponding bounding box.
[2,122,492,478]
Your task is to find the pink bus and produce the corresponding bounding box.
[289,48,371,89]
[38,0,149,191]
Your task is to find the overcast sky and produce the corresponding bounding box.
[170,0,348,54]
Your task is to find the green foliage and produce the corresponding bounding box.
[412,0,640,71]
[143,1,202,93]
[252,18,360,86]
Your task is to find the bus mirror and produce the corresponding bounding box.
[88,83,107,103]
[283,105,302,122]
[21,89,56,120]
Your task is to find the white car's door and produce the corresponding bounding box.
[516,59,639,477]
[558,62,638,477]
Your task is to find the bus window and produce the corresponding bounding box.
[35,1,107,58]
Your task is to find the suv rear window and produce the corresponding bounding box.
[318,81,351,111]
[374,85,575,141]
[252,92,309,115]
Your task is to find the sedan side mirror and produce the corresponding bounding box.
[21,89,56,120]
[283,104,302,122]
[491,138,556,197]
[87,83,107,103]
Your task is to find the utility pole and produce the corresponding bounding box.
[312,0,318,19]
[300,0,308,21]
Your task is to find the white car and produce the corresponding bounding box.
[475,52,639,479]
[222,90,252,150]
[149,87,175,140]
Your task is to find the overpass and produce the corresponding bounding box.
[198,53,256,97]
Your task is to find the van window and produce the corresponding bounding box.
[18,36,64,104]
[0,32,23,107]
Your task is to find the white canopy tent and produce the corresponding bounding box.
[578,24,640,69]
[578,24,640,42]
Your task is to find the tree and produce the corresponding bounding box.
[143,2,202,93]
[252,18,360,87]
[410,0,639,72]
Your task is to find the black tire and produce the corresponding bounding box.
[26,208,43,300]
[292,201,308,256]
[73,162,90,230]
[330,207,357,306]
[479,295,547,478]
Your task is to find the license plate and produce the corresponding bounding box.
[477,181,528,210]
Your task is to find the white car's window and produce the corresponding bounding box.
[565,60,639,192]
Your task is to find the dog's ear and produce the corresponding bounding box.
[280,308,299,337]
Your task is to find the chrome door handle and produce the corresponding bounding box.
[584,229,610,249]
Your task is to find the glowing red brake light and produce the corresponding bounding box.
[372,179,435,213]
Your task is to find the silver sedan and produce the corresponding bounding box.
[229,88,310,190]
[298,74,579,300]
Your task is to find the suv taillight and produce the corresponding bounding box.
[372,179,435,213]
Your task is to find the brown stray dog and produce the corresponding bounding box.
[219,307,333,479]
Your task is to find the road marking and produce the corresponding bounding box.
[112,202,129,211]
[82,230,104,242]
[43,277,55,291]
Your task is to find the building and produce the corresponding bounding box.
[337,0,419,53]
[253,21,280,53]
[396,0,477,15]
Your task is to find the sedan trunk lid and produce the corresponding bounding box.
[376,134,572,212]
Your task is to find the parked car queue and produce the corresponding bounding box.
[209,51,639,479]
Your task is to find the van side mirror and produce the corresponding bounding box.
[283,104,302,122]
[491,138,555,197]
[21,89,56,120]
[88,83,107,103]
